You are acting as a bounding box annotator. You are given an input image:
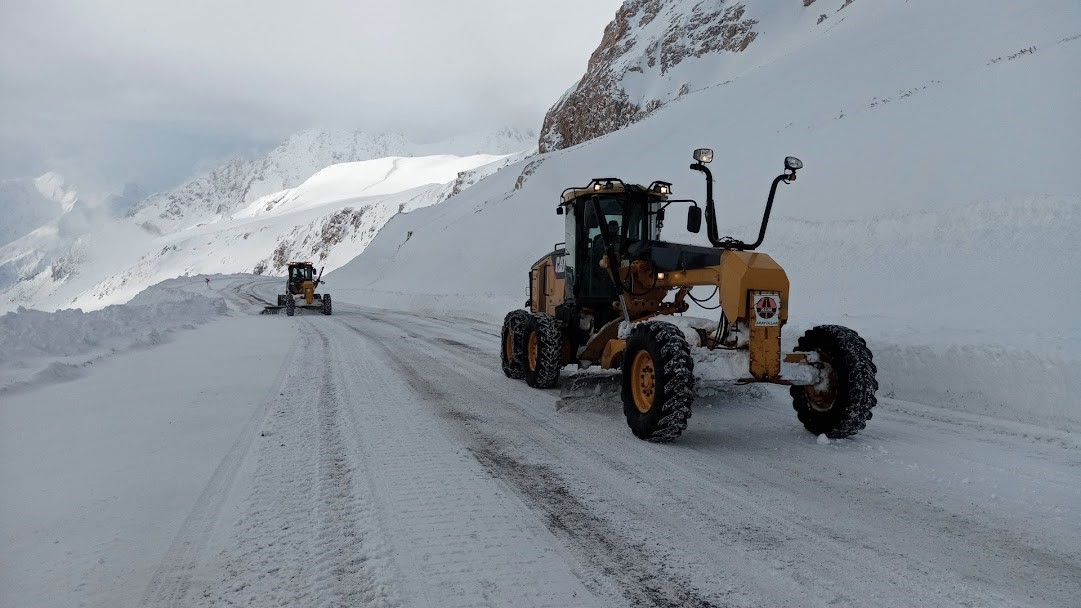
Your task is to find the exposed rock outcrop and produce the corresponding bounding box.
[538,0,759,153]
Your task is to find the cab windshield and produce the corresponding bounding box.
[290,266,313,281]
[577,194,650,301]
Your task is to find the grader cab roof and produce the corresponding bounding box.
[559,178,672,204]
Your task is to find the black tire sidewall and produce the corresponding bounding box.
[790,325,877,438]
[501,310,530,379]
[621,321,694,442]
[523,313,561,388]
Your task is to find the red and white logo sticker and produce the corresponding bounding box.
[753,293,781,326]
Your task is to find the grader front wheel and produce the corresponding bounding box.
[621,321,695,442]
[790,325,878,438]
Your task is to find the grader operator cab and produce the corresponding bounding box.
[501,149,877,442]
[264,261,332,316]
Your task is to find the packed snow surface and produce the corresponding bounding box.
[2,278,1078,608]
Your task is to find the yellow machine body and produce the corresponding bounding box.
[504,156,878,444]
[529,243,792,382]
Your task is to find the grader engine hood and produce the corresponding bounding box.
[654,249,789,380]
[653,249,789,325]
[719,251,789,324]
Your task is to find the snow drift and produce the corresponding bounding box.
[0,276,232,394]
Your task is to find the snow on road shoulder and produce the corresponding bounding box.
[0,275,244,394]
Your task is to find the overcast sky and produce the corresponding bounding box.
[0,0,621,195]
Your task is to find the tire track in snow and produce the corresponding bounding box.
[141,332,302,607]
[342,316,724,608]
[349,310,1081,608]
[185,326,400,607]
[305,329,398,607]
[325,312,610,608]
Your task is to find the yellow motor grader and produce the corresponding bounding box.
[264,261,332,316]
[501,149,877,442]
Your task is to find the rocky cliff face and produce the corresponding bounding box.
[538,0,762,152]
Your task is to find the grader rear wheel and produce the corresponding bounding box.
[500,310,530,379]
[523,313,561,389]
[621,321,695,442]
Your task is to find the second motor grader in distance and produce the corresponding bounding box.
[263,261,332,316]
[501,149,877,442]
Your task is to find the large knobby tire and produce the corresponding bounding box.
[523,313,561,388]
[621,321,695,442]
[285,296,296,317]
[501,310,530,379]
[277,294,286,306]
[322,294,332,316]
[790,325,878,438]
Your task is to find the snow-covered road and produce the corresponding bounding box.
[3,277,1079,607]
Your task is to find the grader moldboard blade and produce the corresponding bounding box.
[555,370,623,412]
[554,341,772,413]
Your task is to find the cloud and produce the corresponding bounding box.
[0,0,621,190]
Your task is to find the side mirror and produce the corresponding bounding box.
[556,206,564,215]
[693,148,714,164]
[656,208,666,222]
[785,156,803,171]
[687,206,702,233]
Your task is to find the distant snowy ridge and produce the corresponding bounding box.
[32,172,79,213]
[0,172,80,248]
[66,152,519,309]
[129,127,535,233]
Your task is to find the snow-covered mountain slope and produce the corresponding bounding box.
[540,0,1078,152]
[0,172,78,247]
[0,128,533,313]
[330,0,1081,429]
[67,153,515,309]
[128,127,536,233]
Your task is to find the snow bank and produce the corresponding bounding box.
[0,277,229,393]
